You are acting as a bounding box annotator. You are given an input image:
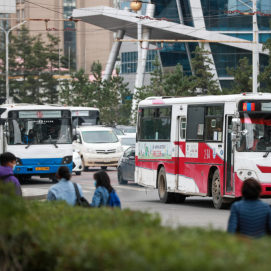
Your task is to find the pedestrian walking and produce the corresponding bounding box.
[227,178,271,238]
[0,152,22,196]
[47,166,83,206]
[90,170,121,208]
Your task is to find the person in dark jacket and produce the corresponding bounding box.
[90,170,113,207]
[0,152,22,196]
[227,178,271,238]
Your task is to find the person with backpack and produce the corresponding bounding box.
[47,166,84,206]
[0,152,22,196]
[91,170,121,208]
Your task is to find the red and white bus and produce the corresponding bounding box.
[135,93,271,209]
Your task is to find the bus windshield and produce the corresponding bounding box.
[237,112,271,152]
[72,110,100,126]
[7,110,72,145]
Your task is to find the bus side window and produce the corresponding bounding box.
[180,118,186,139]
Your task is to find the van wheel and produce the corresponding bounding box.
[75,171,81,176]
[82,158,88,171]
[212,170,229,209]
[101,166,107,170]
[158,167,174,203]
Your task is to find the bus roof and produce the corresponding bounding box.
[69,106,99,111]
[139,93,271,106]
[0,104,70,111]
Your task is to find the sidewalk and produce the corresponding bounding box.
[22,188,48,200]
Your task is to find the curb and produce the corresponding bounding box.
[23,194,48,201]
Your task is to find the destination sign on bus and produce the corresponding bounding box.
[72,111,89,117]
[240,101,271,112]
[18,111,62,118]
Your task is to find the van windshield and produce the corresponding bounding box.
[82,131,118,143]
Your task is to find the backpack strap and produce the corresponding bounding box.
[0,174,14,181]
[73,183,82,206]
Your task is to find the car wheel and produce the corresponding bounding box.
[51,178,58,183]
[75,171,81,176]
[118,168,127,185]
[158,167,174,204]
[212,170,230,209]
[101,166,107,170]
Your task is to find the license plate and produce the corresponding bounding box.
[36,167,50,171]
[104,158,111,162]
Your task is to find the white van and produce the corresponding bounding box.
[73,126,124,170]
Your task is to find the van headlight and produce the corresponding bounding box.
[116,146,123,153]
[85,148,96,154]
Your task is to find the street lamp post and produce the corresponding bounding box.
[0,21,27,104]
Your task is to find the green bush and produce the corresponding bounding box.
[0,184,271,271]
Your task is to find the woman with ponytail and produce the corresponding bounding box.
[47,166,84,206]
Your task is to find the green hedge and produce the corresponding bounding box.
[0,184,271,271]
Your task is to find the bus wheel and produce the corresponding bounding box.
[158,167,174,204]
[101,166,107,170]
[212,170,229,209]
[52,179,58,183]
[118,168,127,185]
[173,193,186,203]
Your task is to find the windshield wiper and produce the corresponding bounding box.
[25,139,35,149]
[263,147,271,158]
[49,135,58,148]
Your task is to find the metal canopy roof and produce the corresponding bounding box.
[72,6,266,53]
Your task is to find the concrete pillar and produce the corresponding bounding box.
[103,29,125,81]
[132,3,155,112]
[189,0,221,91]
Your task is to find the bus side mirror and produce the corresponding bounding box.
[232,118,241,133]
[72,128,76,136]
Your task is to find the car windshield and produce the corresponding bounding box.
[237,112,271,152]
[112,128,124,135]
[121,138,136,146]
[7,117,72,145]
[124,127,136,133]
[82,130,118,143]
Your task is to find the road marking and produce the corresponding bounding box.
[114,185,148,192]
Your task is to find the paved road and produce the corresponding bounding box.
[20,167,271,230]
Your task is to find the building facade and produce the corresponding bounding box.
[73,0,271,92]
[3,0,113,71]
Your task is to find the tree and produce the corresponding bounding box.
[163,63,191,96]
[42,34,61,104]
[189,44,220,95]
[226,57,252,93]
[60,68,92,106]
[149,55,164,96]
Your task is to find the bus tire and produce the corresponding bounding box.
[212,170,229,209]
[158,167,174,204]
[52,178,58,183]
[101,166,107,170]
[118,167,127,185]
[173,193,186,203]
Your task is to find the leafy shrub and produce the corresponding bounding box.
[0,184,271,271]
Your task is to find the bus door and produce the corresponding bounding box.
[177,116,186,190]
[224,115,234,194]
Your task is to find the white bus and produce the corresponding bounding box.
[70,107,100,127]
[0,104,73,182]
[135,93,271,209]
